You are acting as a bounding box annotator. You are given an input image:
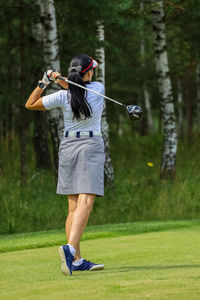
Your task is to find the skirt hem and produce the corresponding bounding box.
[56,187,104,197]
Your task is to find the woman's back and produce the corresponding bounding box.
[42,81,105,133]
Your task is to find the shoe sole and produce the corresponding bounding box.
[89,264,104,271]
[58,246,72,276]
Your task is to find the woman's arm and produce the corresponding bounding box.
[25,86,46,110]
[25,71,68,110]
[25,70,52,110]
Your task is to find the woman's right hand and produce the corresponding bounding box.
[51,71,69,89]
[51,71,62,84]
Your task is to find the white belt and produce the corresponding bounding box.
[65,131,102,137]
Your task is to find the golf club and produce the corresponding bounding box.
[56,76,143,122]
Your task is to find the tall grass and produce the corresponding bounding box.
[1,131,200,233]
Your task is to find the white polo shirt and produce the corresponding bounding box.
[42,81,105,133]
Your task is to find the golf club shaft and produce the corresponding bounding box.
[57,76,125,107]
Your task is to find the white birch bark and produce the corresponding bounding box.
[35,0,64,171]
[96,21,114,186]
[196,62,200,126]
[140,1,154,134]
[177,79,183,136]
[151,0,177,178]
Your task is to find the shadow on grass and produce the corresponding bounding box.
[74,264,200,277]
[109,264,200,272]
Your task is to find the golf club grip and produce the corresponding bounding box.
[57,76,66,82]
[56,76,125,107]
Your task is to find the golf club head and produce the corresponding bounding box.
[126,105,143,121]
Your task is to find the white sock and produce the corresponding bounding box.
[72,258,83,266]
[67,244,76,256]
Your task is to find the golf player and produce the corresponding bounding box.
[25,54,105,275]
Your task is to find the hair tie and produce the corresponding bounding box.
[68,66,82,73]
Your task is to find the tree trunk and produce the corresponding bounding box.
[7,20,13,152]
[36,0,64,173]
[0,121,2,148]
[96,21,114,187]
[185,62,194,140]
[196,61,200,129]
[151,0,177,179]
[8,106,12,152]
[32,13,52,170]
[140,1,154,134]
[2,119,6,140]
[0,120,3,172]
[33,111,52,169]
[19,1,27,186]
[177,79,184,138]
[118,114,124,136]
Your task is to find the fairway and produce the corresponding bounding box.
[0,223,200,300]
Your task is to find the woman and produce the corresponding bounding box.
[25,54,105,276]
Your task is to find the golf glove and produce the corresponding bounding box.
[42,70,55,86]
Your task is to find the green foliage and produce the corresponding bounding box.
[1,133,200,234]
[1,0,200,234]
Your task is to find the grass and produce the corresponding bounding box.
[1,219,200,253]
[0,221,200,300]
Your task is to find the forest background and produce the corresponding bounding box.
[0,0,200,234]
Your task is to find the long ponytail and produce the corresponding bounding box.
[68,54,93,121]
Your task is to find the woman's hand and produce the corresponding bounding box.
[42,70,54,88]
[51,71,69,89]
[51,71,62,83]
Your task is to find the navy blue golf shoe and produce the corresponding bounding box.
[71,259,104,271]
[58,245,74,276]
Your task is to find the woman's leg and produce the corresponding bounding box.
[65,194,81,259]
[65,195,77,240]
[68,193,95,251]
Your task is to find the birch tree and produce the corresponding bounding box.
[32,19,52,170]
[151,0,177,178]
[35,0,63,171]
[140,1,154,134]
[96,21,114,186]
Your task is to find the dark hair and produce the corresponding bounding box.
[68,54,93,121]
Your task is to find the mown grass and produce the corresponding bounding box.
[1,132,200,233]
[1,219,200,253]
[0,222,200,300]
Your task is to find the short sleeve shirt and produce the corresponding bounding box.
[42,81,105,133]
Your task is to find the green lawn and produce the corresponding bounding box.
[0,221,200,300]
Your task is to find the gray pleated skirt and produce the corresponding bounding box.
[56,136,105,197]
